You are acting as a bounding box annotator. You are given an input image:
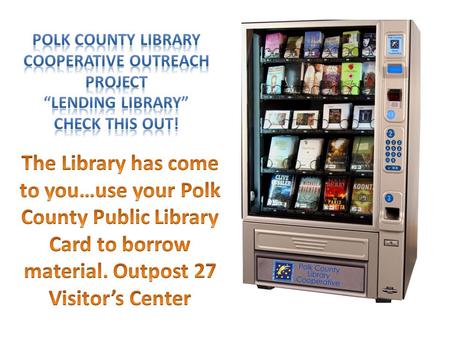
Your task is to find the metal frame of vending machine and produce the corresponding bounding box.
[242,20,420,302]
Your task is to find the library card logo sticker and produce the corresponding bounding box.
[386,34,404,56]
[272,261,293,282]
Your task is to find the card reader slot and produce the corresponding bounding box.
[385,207,400,220]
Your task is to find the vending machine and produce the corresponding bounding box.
[241,20,420,302]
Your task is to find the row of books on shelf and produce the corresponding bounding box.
[265,62,375,96]
[264,30,375,59]
[266,174,373,216]
[263,105,374,131]
[267,136,374,172]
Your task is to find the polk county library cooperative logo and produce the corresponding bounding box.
[272,261,293,282]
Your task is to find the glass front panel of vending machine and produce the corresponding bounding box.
[245,22,379,229]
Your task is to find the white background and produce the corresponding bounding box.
[1,0,449,337]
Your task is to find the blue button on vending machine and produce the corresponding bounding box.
[386,129,395,138]
[385,194,394,203]
[386,110,396,120]
[387,64,403,74]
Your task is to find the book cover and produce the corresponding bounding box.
[284,36,303,58]
[267,174,295,208]
[304,31,324,58]
[322,103,352,129]
[352,105,374,130]
[342,31,360,57]
[267,135,298,169]
[292,110,319,130]
[362,62,376,95]
[321,65,341,95]
[323,177,349,212]
[351,136,374,171]
[266,65,285,95]
[302,63,323,95]
[325,138,350,172]
[284,63,303,94]
[295,176,322,211]
[263,110,291,129]
[295,138,324,171]
[322,36,340,58]
[350,178,373,215]
[341,62,362,95]
[264,32,286,58]
[362,33,376,57]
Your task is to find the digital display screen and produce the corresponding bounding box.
[387,89,402,102]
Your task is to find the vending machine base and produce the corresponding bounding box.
[243,220,411,302]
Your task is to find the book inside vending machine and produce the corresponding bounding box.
[241,20,420,302]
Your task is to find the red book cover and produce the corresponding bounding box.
[322,177,349,212]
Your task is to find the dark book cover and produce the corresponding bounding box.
[351,136,374,171]
[267,174,295,208]
[321,65,341,95]
[295,176,322,211]
[325,138,350,172]
[284,63,302,94]
[284,36,303,58]
[323,177,349,212]
[350,178,373,215]
[362,33,376,57]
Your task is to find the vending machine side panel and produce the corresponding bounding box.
[404,21,420,295]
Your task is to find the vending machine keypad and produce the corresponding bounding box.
[384,127,404,172]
